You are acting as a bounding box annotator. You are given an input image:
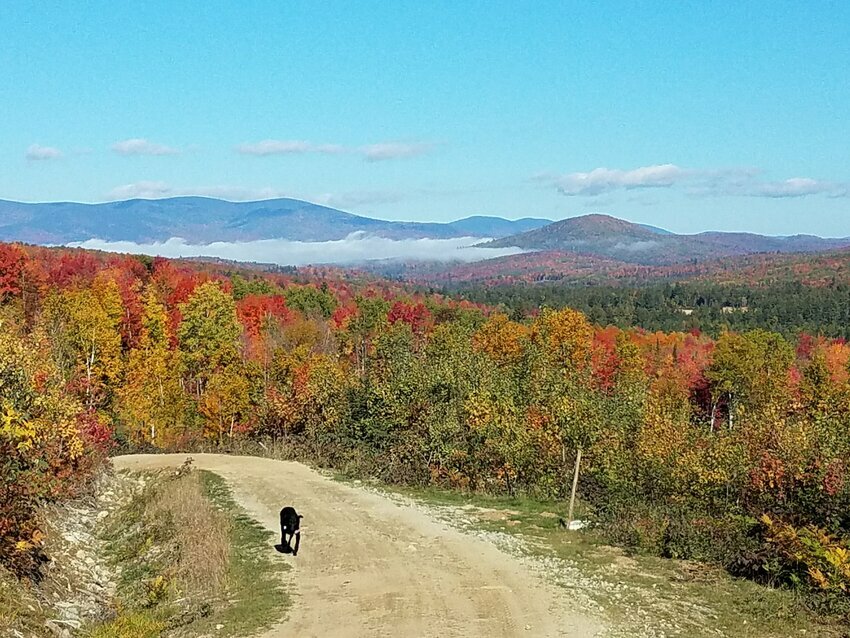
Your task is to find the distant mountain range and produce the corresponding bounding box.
[483,214,850,265]
[1,199,847,271]
[0,197,550,244]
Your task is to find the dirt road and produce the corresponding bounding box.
[113,453,605,638]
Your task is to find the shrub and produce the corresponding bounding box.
[759,515,850,594]
[0,331,106,578]
[595,500,761,566]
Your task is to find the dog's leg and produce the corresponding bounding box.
[280,531,289,552]
[292,530,300,556]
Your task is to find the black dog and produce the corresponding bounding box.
[275,506,303,556]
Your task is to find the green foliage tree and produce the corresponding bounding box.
[283,284,337,318]
[178,282,242,397]
[707,330,794,429]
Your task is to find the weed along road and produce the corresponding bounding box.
[113,453,605,638]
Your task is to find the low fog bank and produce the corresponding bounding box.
[70,232,526,266]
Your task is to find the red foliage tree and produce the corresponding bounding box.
[387,300,432,335]
[45,250,102,288]
[237,294,293,337]
[0,244,26,298]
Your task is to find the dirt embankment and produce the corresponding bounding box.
[113,453,605,638]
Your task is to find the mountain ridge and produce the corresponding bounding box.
[2,199,848,269]
[0,197,552,244]
[483,214,850,265]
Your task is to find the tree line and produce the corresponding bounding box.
[454,280,850,339]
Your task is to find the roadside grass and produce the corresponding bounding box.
[196,471,292,636]
[88,466,289,638]
[380,483,845,638]
[0,567,49,637]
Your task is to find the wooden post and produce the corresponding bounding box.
[566,447,583,531]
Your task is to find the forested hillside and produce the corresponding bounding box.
[482,214,850,265]
[458,280,850,338]
[413,246,850,287]
[3,242,850,614]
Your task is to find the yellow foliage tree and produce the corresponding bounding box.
[41,281,123,407]
[118,291,185,446]
[531,307,593,371]
[200,367,251,442]
[473,313,529,367]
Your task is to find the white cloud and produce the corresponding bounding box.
[235,140,317,156]
[26,144,63,160]
[314,143,348,154]
[360,142,434,161]
[554,164,687,196]
[311,190,405,208]
[107,181,173,199]
[112,138,180,156]
[733,177,846,199]
[70,234,525,266]
[106,181,290,201]
[236,139,434,161]
[547,164,848,199]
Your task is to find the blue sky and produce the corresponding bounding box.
[2,1,849,235]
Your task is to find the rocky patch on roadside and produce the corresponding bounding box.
[33,469,145,638]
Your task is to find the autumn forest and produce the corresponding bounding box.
[3,242,850,614]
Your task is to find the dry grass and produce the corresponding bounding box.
[93,468,289,637]
[0,566,48,637]
[151,471,231,595]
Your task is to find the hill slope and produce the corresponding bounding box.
[446,215,551,237]
[484,214,850,265]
